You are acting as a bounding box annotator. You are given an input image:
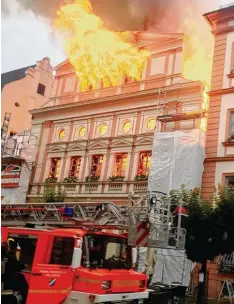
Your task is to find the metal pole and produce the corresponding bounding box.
[176,199,182,248]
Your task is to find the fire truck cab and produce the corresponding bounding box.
[1,226,148,304]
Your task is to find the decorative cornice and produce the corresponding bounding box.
[205,156,234,162]
[227,73,234,79]
[222,141,234,146]
[30,81,203,116]
[209,87,234,96]
[212,25,234,35]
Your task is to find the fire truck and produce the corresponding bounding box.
[1,194,186,304]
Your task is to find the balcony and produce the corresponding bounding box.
[28,180,148,199]
[219,253,234,273]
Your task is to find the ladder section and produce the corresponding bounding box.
[1,202,130,229]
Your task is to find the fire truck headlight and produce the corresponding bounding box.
[139,280,146,288]
[101,280,111,290]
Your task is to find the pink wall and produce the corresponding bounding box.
[1,57,54,134]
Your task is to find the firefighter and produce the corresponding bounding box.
[4,239,28,304]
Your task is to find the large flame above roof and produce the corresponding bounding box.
[55,0,150,92]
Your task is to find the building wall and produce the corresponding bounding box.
[27,32,205,203]
[202,7,234,199]
[1,57,53,134]
[200,5,234,301]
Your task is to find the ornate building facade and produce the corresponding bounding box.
[27,32,205,204]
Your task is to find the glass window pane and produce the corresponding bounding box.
[231,112,234,123]
[50,237,74,265]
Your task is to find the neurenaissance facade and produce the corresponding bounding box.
[28,32,205,204]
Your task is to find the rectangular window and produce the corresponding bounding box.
[37,83,46,96]
[49,158,61,178]
[8,234,38,271]
[229,112,234,137]
[225,176,234,187]
[81,235,131,270]
[231,42,234,72]
[69,156,81,177]
[114,153,128,177]
[91,155,103,177]
[137,151,152,176]
[50,237,74,265]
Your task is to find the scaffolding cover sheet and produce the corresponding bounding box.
[137,248,192,287]
[152,248,192,286]
[148,129,206,194]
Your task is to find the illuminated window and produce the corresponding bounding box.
[49,158,61,178]
[137,151,152,176]
[147,118,156,130]
[91,155,103,177]
[59,129,65,140]
[114,153,128,177]
[98,123,108,136]
[122,120,132,133]
[77,126,86,138]
[69,156,82,177]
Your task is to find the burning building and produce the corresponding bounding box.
[26,1,208,203]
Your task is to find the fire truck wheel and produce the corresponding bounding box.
[1,294,21,304]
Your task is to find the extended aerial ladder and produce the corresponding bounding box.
[1,191,187,251]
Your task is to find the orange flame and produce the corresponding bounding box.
[181,6,214,87]
[180,6,214,131]
[55,0,150,92]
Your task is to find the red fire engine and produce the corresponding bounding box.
[1,202,149,304]
[1,195,186,303]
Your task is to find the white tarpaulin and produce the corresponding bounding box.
[137,248,193,287]
[152,248,192,286]
[137,129,204,286]
[148,129,206,194]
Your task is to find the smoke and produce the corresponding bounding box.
[1,0,219,32]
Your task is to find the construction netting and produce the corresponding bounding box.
[148,129,206,194]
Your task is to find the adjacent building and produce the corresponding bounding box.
[202,4,234,199]
[27,31,206,204]
[195,4,234,300]
[1,57,53,135]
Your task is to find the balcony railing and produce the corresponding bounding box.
[28,180,148,197]
[219,252,234,273]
